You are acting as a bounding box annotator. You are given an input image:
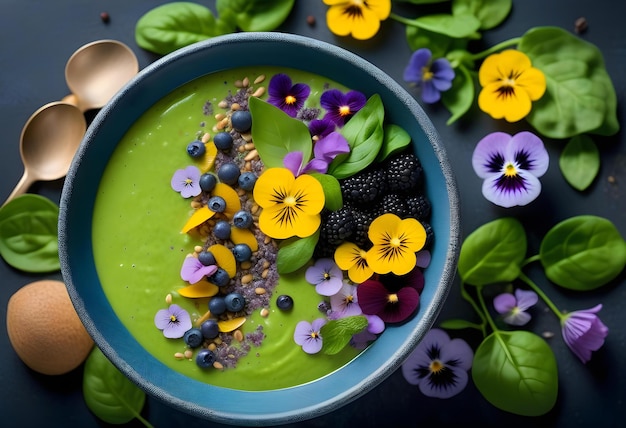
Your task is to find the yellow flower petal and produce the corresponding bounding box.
[253,168,295,209]
[259,204,321,239]
[208,244,237,278]
[199,141,218,172]
[395,217,427,252]
[478,83,532,122]
[181,205,215,233]
[218,317,246,333]
[230,227,259,252]
[325,0,390,40]
[213,182,241,218]
[178,279,219,298]
[515,67,547,101]
[334,241,373,283]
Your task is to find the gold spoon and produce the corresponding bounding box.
[62,39,139,112]
[2,102,86,207]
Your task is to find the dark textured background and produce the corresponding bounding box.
[1,1,624,426]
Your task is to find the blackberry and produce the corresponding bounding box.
[377,193,407,218]
[350,206,376,248]
[340,167,387,206]
[319,207,355,246]
[405,194,431,221]
[385,152,423,191]
[421,221,434,249]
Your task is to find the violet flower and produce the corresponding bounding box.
[330,282,362,318]
[403,48,455,104]
[171,165,202,198]
[284,131,350,176]
[267,73,311,117]
[349,315,384,349]
[472,131,549,208]
[493,288,538,326]
[320,88,367,126]
[180,255,218,284]
[561,304,609,364]
[308,118,336,140]
[401,328,474,398]
[294,318,327,354]
[154,304,192,339]
[305,258,344,296]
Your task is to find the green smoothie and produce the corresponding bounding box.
[92,66,361,391]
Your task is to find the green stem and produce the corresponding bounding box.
[137,414,155,428]
[475,284,500,335]
[388,12,416,27]
[466,37,522,61]
[523,254,541,267]
[461,281,487,332]
[519,272,565,322]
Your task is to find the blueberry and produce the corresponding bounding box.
[231,110,252,132]
[187,140,206,158]
[232,210,253,229]
[196,348,217,368]
[183,328,204,348]
[276,295,294,311]
[207,196,226,213]
[208,295,227,315]
[238,172,257,191]
[200,319,220,339]
[209,268,230,287]
[198,250,216,266]
[199,173,217,192]
[224,292,246,312]
[213,220,231,240]
[217,162,240,185]
[213,132,233,151]
[232,243,252,262]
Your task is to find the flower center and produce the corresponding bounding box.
[504,162,518,177]
[388,293,399,304]
[285,95,297,105]
[170,315,178,323]
[345,295,354,304]
[429,359,444,373]
[283,195,297,206]
[339,105,351,116]
[323,272,331,281]
[310,331,319,339]
[184,178,193,186]
[422,66,434,81]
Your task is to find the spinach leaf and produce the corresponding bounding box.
[539,215,626,290]
[407,13,482,39]
[442,63,474,124]
[519,27,620,138]
[457,218,526,286]
[452,0,512,30]
[216,0,295,32]
[321,315,369,355]
[327,95,385,179]
[406,26,462,59]
[276,230,320,274]
[310,173,343,211]
[376,123,411,162]
[83,347,152,426]
[0,194,60,272]
[472,330,558,416]
[559,134,600,191]
[135,2,235,55]
[249,96,313,169]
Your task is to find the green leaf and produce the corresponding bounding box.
[406,27,462,59]
[539,215,626,290]
[249,96,313,169]
[0,194,60,272]
[83,347,150,426]
[320,315,369,355]
[519,27,620,138]
[134,2,235,55]
[216,0,295,32]
[310,173,343,211]
[559,135,600,191]
[457,218,526,286]
[452,0,512,30]
[327,95,385,179]
[276,230,320,274]
[439,318,482,330]
[376,124,411,162]
[409,13,482,39]
[442,64,475,125]
[473,331,558,416]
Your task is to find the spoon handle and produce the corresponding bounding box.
[2,171,35,207]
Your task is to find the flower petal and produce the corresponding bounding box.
[507,131,549,178]
[493,293,516,314]
[471,132,512,178]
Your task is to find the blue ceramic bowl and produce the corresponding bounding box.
[59,32,460,426]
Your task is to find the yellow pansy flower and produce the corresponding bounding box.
[334,241,373,283]
[323,0,391,40]
[366,213,426,276]
[478,49,546,122]
[253,168,325,239]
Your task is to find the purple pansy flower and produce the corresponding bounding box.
[330,282,362,318]
[305,258,344,296]
[401,328,474,399]
[154,304,192,339]
[283,131,350,176]
[561,304,609,363]
[267,73,311,117]
[180,255,218,284]
[171,165,202,198]
[308,118,336,141]
[472,131,549,208]
[493,288,538,326]
[294,318,327,354]
[320,88,367,126]
[403,48,455,104]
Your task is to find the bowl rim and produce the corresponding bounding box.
[59,31,461,426]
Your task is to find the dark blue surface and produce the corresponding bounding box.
[1,1,624,427]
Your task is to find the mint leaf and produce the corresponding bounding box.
[320,315,369,355]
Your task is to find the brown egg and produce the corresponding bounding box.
[6,279,94,375]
